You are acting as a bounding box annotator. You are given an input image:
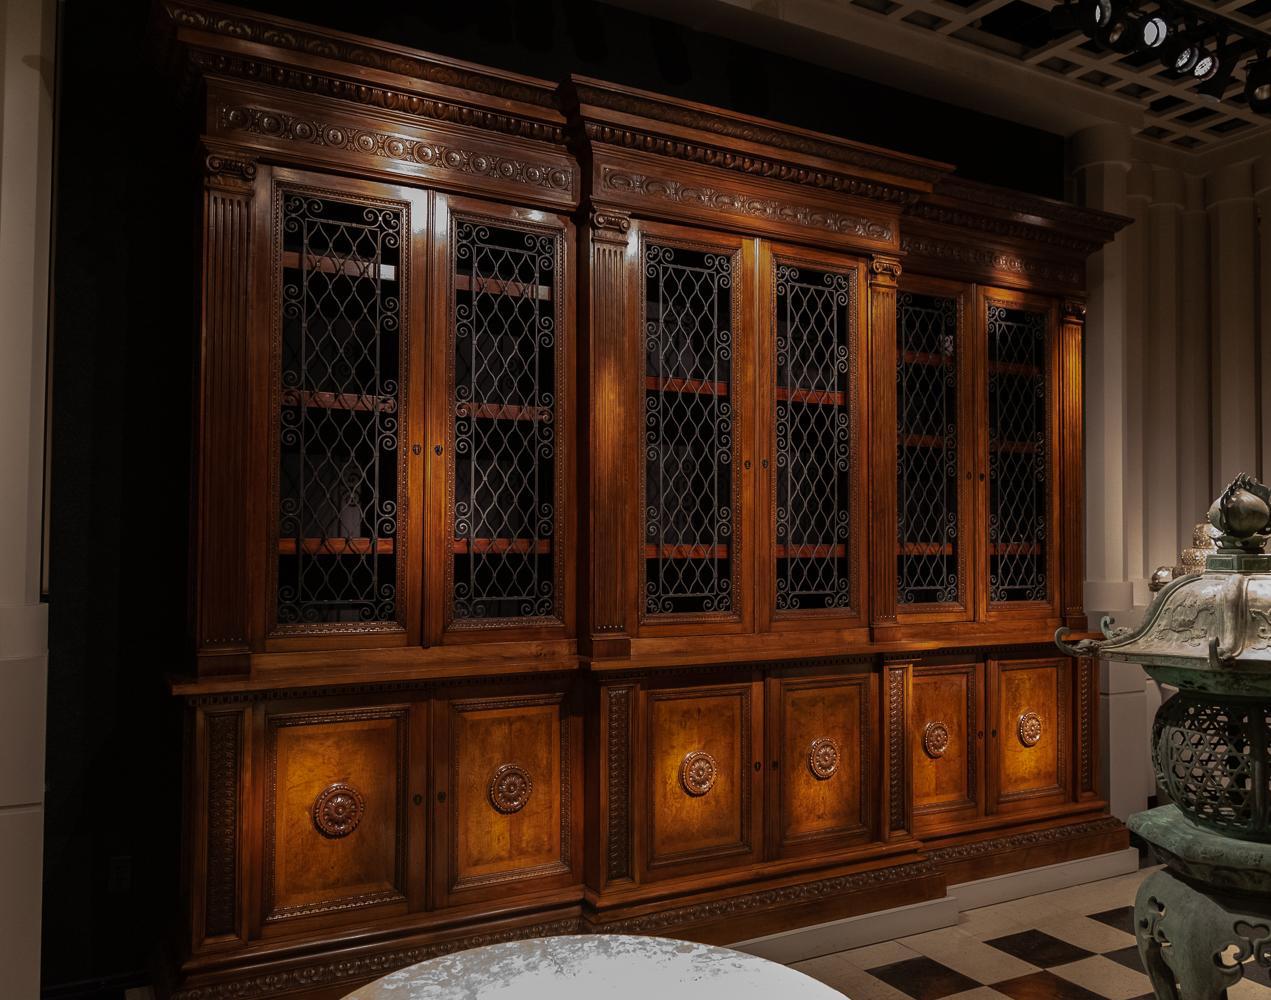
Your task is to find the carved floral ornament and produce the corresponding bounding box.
[312,782,365,838]
[808,737,840,780]
[680,751,718,796]
[488,763,533,814]
[923,721,951,759]
[1018,711,1043,748]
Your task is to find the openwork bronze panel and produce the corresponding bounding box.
[450,218,562,624]
[897,291,959,607]
[774,263,856,612]
[642,243,737,617]
[277,193,402,628]
[987,303,1048,604]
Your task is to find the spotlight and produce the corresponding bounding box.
[1095,1,1140,52]
[1197,39,1244,99]
[1246,54,1271,113]
[1141,15,1169,48]
[1193,49,1217,80]
[1171,41,1202,74]
[1077,0,1112,34]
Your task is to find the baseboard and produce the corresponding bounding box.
[730,847,1140,963]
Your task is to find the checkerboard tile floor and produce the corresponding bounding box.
[789,867,1271,1000]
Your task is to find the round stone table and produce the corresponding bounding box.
[343,935,846,1000]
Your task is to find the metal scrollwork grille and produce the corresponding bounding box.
[897,291,959,606]
[277,193,402,628]
[774,263,855,612]
[987,303,1048,604]
[643,243,737,617]
[450,218,561,624]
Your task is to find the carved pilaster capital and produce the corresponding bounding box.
[869,253,903,287]
[590,206,631,245]
[202,142,258,191]
[1062,298,1088,322]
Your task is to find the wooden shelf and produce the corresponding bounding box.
[990,360,1041,377]
[902,349,953,368]
[776,386,844,406]
[279,537,394,556]
[901,433,947,449]
[645,543,729,559]
[457,401,550,421]
[777,543,846,559]
[455,538,552,555]
[901,542,953,556]
[282,250,396,282]
[282,389,394,412]
[645,376,729,396]
[990,542,1042,556]
[992,439,1041,454]
[455,272,553,301]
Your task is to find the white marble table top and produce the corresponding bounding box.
[344,934,846,1000]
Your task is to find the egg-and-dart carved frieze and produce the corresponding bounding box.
[900,234,1081,288]
[603,168,893,241]
[218,104,574,194]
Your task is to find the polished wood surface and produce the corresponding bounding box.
[163,4,1128,996]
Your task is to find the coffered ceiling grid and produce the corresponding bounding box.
[843,0,1271,149]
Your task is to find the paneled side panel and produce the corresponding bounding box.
[264,707,408,923]
[993,658,1069,807]
[911,665,979,829]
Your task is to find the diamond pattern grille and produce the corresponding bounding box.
[774,263,855,612]
[897,291,960,606]
[451,220,560,623]
[643,243,737,616]
[987,302,1048,604]
[277,193,401,627]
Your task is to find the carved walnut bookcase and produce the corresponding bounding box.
[160,4,1129,997]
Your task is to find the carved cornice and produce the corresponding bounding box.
[218,103,574,195]
[900,234,1082,289]
[908,200,1103,255]
[936,176,1129,242]
[926,816,1125,864]
[603,167,892,241]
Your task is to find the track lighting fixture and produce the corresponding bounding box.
[1196,37,1242,99]
[1247,52,1271,113]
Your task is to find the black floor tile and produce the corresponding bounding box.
[1103,945,1145,973]
[994,970,1106,999]
[986,930,1094,969]
[868,955,983,1000]
[1087,906,1136,936]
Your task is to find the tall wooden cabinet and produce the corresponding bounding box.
[163,5,1127,997]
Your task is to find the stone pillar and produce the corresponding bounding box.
[1178,174,1212,533]
[0,0,56,995]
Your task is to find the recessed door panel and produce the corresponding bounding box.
[990,657,1070,810]
[911,664,981,831]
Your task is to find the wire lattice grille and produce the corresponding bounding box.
[774,263,855,612]
[277,193,401,627]
[897,291,959,607]
[987,302,1048,604]
[451,219,560,623]
[643,243,736,617]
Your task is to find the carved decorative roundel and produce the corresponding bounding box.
[312,783,365,838]
[923,722,951,759]
[489,763,533,814]
[808,738,840,779]
[680,751,718,796]
[1018,712,1043,748]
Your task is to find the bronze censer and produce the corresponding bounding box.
[1058,474,1271,998]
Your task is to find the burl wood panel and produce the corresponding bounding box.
[773,674,870,854]
[264,707,408,923]
[911,664,980,830]
[645,682,759,875]
[443,692,571,901]
[992,658,1069,808]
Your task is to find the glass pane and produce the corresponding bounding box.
[277,194,402,626]
[987,302,1048,604]
[897,291,959,607]
[643,243,735,616]
[451,219,559,623]
[774,262,855,612]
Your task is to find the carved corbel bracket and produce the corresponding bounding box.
[590,205,632,247]
[1062,298,1088,323]
[869,253,903,287]
[202,141,258,191]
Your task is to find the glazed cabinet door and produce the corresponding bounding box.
[767,668,874,857]
[760,244,868,630]
[640,675,763,879]
[260,701,420,932]
[895,277,974,622]
[637,224,753,632]
[431,686,581,907]
[978,289,1060,621]
[910,663,983,832]
[430,194,573,641]
[987,656,1071,813]
[267,171,426,645]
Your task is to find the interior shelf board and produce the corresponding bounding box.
[282,389,394,412]
[454,537,552,555]
[902,349,954,368]
[989,360,1042,377]
[901,433,948,449]
[776,386,845,406]
[645,543,729,559]
[455,272,553,301]
[282,250,396,281]
[776,543,846,558]
[645,375,729,396]
[991,439,1041,453]
[990,542,1042,556]
[279,537,395,556]
[457,401,551,421]
[900,542,954,556]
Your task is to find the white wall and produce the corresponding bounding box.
[0,0,55,995]
[1073,125,1269,820]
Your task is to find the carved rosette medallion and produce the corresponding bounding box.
[1018,712,1043,748]
[312,783,365,838]
[808,738,840,779]
[680,751,718,796]
[923,722,951,759]
[488,763,533,814]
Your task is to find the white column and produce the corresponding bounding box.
[0,0,55,995]
[1257,157,1271,481]
[1124,163,1152,606]
[1146,168,1183,568]
[1178,174,1212,532]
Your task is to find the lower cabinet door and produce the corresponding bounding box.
[769,670,873,857]
[263,703,412,927]
[911,663,982,832]
[642,677,763,879]
[432,688,579,907]
[989,656,1071,812]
